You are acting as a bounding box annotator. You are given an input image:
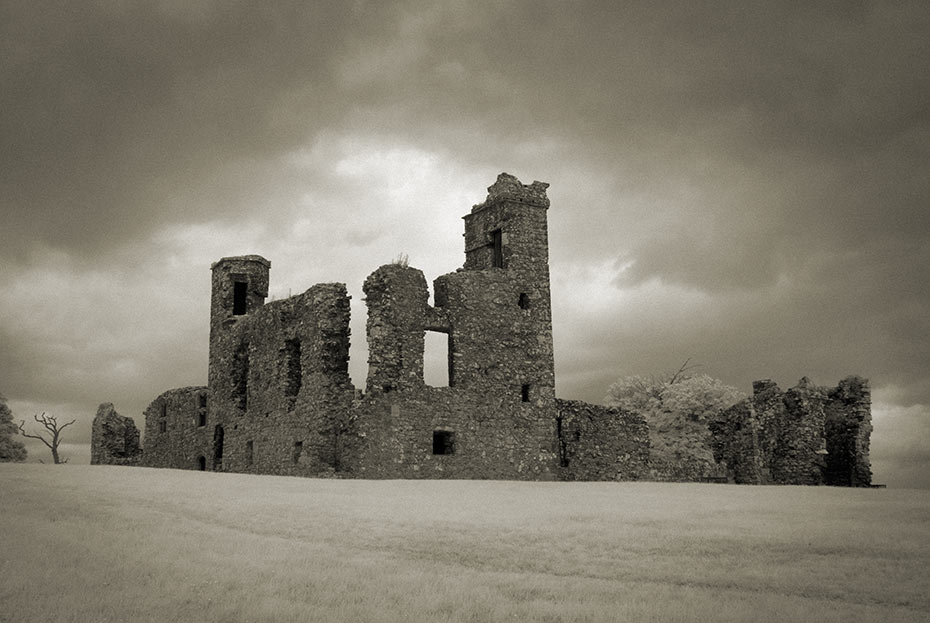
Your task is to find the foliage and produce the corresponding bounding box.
[0,394,28,462]
[606,365,744,480]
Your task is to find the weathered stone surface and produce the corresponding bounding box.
[91,403,142,466]
[140,173,626,480]
[711,377,872,486]
[824,376,872,487]
[132,172,871,486]
[556,399,649,481]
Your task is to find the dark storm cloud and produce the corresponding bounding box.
[1,1,369,257]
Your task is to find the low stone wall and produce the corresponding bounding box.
[555,399,649,481]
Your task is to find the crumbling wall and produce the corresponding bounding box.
[709,399,764,484]
[205,279,356,476]
[364,264,429,394]
[556,399,649,481]
[709,377,872,486]
[824,376,872,486]
[91,403,142,465]
[141,387,208,469]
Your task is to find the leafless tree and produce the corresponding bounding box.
[19,413,75,464]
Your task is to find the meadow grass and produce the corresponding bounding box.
[1,464,928,622]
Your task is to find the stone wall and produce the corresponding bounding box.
[710,377,872,486]
[141,387,208,469]
[556,399,649,481]
[824,376,872,486]
[91,402,142,466]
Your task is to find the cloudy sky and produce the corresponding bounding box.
[2,1,927,487]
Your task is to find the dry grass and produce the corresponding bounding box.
[1,464,928,622]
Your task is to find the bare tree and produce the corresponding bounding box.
[19,413,75,464]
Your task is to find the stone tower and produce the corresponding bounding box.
[434,173,556,402]
[208,255,270,387]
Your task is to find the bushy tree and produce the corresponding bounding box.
[606,364,744,480]
[0,393,28,462]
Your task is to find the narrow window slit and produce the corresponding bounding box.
[233,281,248,315]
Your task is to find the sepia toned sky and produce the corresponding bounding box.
[2,1,928,487]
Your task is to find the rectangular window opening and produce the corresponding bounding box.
[491,229,503,268]
[199,393,207,409]
[293,441,303,464]
[246,440,254,466]
[233,281,248,315]
[432,430,456,455]
[160,401,167,418]
[521,384,531,402]
[159,420,166,434]
[197,411,206,427]
[424,331,450,387]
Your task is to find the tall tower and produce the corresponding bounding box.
[435,173,556,400]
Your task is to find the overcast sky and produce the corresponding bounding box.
[2,1,927,487]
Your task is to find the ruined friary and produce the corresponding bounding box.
[92,173,872,485]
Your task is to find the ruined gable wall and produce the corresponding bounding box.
[556,399,649,481]
[141,386,208,469]
[91,402,142,466]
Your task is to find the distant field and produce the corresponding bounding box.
[1,465,928,623]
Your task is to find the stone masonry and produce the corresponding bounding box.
[91,173,872,485]
[91,403,142,466]
[127,173,647,480]
[709,377,872,486]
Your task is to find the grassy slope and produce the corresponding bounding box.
[1,465,928,623]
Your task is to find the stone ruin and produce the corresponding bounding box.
[91,173,871,485]
[106,173,649,480]
[709,376,872,486]
[90,403,142,466]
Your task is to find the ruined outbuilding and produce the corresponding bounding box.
[127,174,649,480]
[709,377,872,486]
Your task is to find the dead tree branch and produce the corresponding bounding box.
[18,413,75,464]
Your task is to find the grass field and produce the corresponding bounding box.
[1,464,928,622]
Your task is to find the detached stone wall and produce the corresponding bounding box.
[556,399,649,481]
[91,403,142,466]
[710,377,872,486]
